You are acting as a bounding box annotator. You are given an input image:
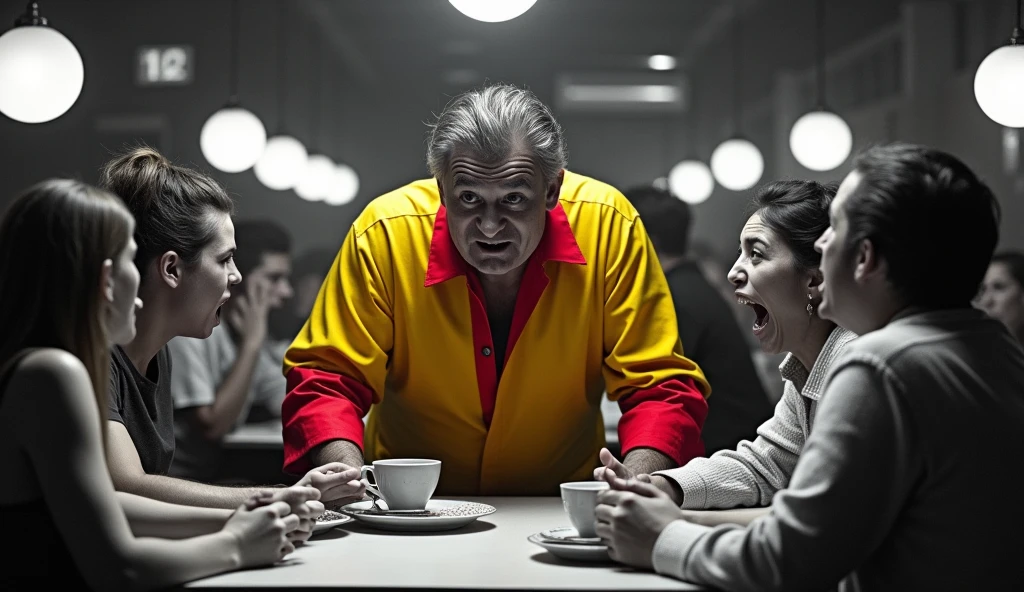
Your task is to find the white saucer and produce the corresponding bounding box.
[312,511,352,534]
[340,499,496,532]
[540,526,602,545]
[528,533,610,562]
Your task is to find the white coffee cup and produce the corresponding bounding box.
[360,459,441,511]
[560,481,609,538]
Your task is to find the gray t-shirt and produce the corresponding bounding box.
[107,345,175,475]
[652,308,1024,591]
[167,325,287,481]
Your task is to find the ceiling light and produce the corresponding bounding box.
[975,0,1024,128]
[448,0,537,22]
[0,2,83,124]
[647,54,677,71]
[669,159,715,204]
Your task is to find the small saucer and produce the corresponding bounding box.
[528,533,610,562]
[312,510,352,534]
[340,499,496,532]
[539,527,602,545]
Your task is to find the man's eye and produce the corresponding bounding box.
[505,194,524,205]
[460,193,480,204]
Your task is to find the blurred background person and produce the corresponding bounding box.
[977,251,1024,344]
[168,220,295,482]
[269,246,339,344]
[626,186,773,454]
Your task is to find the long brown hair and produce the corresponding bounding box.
[99,146,234,283]
[0,180,135,449]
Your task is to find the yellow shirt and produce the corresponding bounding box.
[282,171,710,495]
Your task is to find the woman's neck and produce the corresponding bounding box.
[789,319,835,373]
[121,292,175,376]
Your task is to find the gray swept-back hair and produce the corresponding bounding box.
[426,83,568,183]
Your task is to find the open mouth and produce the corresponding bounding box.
[476,241,511,253]
[737,296,770,333]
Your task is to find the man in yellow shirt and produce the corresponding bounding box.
[282,84,710,495]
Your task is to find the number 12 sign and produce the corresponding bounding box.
[136,45,194,86]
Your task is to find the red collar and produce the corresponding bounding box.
[424,202,586,287]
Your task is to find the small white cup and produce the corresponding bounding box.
[560,481,609,538]
[360,459,441,511]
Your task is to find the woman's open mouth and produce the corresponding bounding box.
[738,296,770,334]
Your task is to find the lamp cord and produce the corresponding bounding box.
[1013,0,1022,45]
[228,0,239,102]
[733,2,742,135]
[815,0,826,108]
[309,39,321,151]
[277,0,288,130]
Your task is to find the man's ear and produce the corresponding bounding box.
[158,251,182,289]
[853,238,886,284]
[545,169,565,211]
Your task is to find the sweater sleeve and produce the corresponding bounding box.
[652,379,806,508]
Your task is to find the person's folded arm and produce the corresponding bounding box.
[652,359,920,592]
[281,223,394,474]
[116,491,232,539]
[603,215,710,473]
[105,421,267,508]
[652,385,807,509]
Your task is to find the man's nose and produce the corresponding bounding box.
[477,208,503,238]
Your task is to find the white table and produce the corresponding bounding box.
[186,497,705,591]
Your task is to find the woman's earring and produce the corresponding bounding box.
[806,293,815,317]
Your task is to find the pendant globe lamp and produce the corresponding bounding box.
[448,0,537,23]
[0,2,84,123]
[200,0,267,173]
[294,39,333,202]
[789,0,852,171]
[711,5,764,192]
[974,0,1024,128]
[323,68,360,207]
[668,107,714,204]
[254,1,307,190]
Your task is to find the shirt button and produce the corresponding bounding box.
[481,347,492,357]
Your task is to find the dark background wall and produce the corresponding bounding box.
[1,0,1020,259]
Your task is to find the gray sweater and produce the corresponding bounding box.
[651,308,1024,591]
[654,327,857,508]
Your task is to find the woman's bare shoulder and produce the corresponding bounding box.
[6,348,91,401]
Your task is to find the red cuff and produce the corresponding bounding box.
[281,367,374,475]
[617,377,708,466]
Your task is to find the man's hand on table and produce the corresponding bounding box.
[297,462,367,508]
[595,475,684,569]
[593,447,683,505]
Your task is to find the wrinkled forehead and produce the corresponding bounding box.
[739,213,775,245]
[446,148,541,188]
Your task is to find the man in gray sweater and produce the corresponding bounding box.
[594,143,1024,591]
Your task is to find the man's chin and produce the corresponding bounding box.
[470,260,517,276]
